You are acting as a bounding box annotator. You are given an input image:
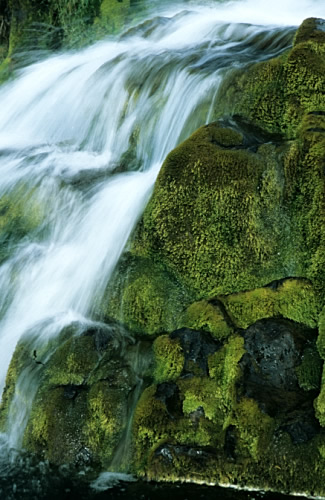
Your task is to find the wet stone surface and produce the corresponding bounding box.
[170,328,221,376]
[240,318,320,443]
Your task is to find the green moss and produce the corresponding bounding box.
[133,123,290,297]
[317,307,325,359]
[180,300,233,341]
[208,334,245,422]
[216,18,325,138]
[179,377,223,423]
[46,335,98,386]
[232,397,275,461]
[220,278,321,329]
[101,254,191,336]
[283,124,325,294]
[153,335,184,383]
[83,381,127,465]
[295,345,322,391]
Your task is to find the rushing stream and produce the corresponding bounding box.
[0,0,323,498]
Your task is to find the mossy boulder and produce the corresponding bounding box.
[220,278,322,330]
[100,253,192,336]
[0,322,145,467]
[216,17,325,139]
[132,318,325,495]
[131,117,324,300]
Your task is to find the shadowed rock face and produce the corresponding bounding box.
[240,318,320,442]
[170,328,221,376]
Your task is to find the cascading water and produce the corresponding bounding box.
[0,0,323,497]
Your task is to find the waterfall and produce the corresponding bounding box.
[0,0,322,469]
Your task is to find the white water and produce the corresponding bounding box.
[0,0,319,450]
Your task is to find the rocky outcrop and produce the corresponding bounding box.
[0,16,325,498]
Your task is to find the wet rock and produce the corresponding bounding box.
[155,382,181,418]
[170,328,221,376]
[224,425,237,460]
[63,384,85,400]
[240,317,320,443]
[155,443,216,463]
[279,405,320,444]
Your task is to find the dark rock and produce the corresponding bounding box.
[189,406,205,428]
[63,384,84,400]
[155,443,216,462]
[242,318,313,394]
[224,425,237,460]
[170,328,221,376]
[240,317,320,443]
[155,382,181,418]
[279,406,320,444]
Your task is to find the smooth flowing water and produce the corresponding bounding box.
[0,0,323,497]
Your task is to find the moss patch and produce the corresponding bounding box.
[132,122,291,297]
[180,300,233,341]
[101,254,192,336]
[153,335,184,383]
[220,278,321,330]
[216,18,325,138]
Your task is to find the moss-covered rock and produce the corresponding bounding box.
[216,17,325,139]
[179,299,233,341]
[133,333,245,476]
[100,253,192,336]
[132,122,289,296]
[0,322,143,467]
[220,278,322,330]
[131,116,324,301]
